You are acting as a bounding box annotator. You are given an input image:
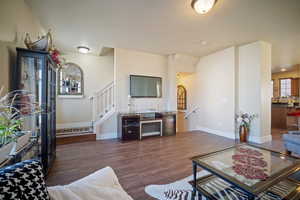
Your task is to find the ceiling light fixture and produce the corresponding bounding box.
[77,46,90,54]
[200,40,207,45]
[191,0,217,14]
[281,68,287,72]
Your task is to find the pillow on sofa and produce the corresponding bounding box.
[48,166,133,200]
[0,159,50,200]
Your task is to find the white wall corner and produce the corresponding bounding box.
[96,132,118,140]
[196,126,236,140]
[56,121,93,129]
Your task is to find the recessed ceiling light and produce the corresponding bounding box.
[77,46,90,54]
[201,40,207,45]
[191,0,217,14]
[281,68,287,72]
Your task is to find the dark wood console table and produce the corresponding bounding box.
[118,112,176,141]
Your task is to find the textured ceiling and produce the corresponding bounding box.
[26,0,300,71]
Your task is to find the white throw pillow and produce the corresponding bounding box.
[48,167,133,200]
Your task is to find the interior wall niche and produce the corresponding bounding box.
[58,62,84,97]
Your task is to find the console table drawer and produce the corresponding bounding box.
[123,126,139,140]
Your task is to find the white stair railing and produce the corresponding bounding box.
[89,81,115,123]
[184,107,200,119]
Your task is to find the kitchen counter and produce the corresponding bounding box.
[272,103,300,108]
[119,111,177,116]
[272,103,300,129]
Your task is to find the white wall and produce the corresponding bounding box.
[167,54,199,110]
[186,47,236,139]
[177,73,198,112]
[184,42,272,143]
[96,48,169,139]
[115,48,168,113]
[0,42,14,93]
[56,52,114,128]
[0,0,44,93]
[0,0,44,43]
[238,41,272,143]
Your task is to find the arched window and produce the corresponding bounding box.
[177,85,187,110]
[58,63,84,97]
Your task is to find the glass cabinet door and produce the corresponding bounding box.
[18,56,42,155]
[47,61,56,167]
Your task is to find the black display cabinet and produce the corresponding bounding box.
[10,48,57,174]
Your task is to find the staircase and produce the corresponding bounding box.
[89,81,116,132]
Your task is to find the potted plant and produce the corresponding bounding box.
[236,111,258,143]
[0,87,40,163]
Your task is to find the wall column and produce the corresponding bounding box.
[238,41,272,143]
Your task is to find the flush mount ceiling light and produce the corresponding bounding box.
[77,46,90,54]
[191,0,217,14]
[281,68,287,72]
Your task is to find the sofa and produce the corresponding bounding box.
[283,130,300,155]
[0,159,133,200]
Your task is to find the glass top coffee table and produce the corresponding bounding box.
[191,144,300,200]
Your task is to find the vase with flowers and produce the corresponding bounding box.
[236,111,258,143]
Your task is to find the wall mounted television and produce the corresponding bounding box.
[130,75,162,98]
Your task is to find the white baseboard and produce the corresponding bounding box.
[193,126,272,144]
[195,126,236,140]
[248,134,272,144]
[96,132,118,140]
[56,121,92,129]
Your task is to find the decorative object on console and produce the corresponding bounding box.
[24,29,53,52]
[236,111,258,143]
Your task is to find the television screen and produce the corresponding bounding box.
[130,75,162,98]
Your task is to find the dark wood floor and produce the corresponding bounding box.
[46,130,286,200]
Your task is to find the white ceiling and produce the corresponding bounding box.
[26,0,300,71]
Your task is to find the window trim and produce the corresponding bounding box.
[279,78,292,97]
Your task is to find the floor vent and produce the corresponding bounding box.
[56,126,93,137]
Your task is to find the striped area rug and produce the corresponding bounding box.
[145,171,209,200]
